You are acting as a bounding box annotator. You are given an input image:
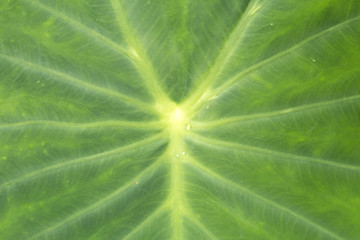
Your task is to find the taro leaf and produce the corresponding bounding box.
[1,0,360,239]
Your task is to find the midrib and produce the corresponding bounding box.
[162,105,190,240]
[168,132,185,240]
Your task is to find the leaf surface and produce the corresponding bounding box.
[1,0,360,239]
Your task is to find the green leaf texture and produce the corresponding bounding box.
[1,0,360,239]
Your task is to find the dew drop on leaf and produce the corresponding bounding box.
[185,123,191,130]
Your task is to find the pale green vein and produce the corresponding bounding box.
[164,126,189,240]
[193,94,360,128]
[195,192,276,240]
[188,132,360,172]
[186,159,344,240]
[182,210,218,240]
[0,133,166,189]
[110,0,170,105]
[168,152,184,240]
[0,120,163,129]
[0,54,156,113]
[182,0,267,111]
[28,157,165,240]
[21,0,131,58]
[212,14,360,97]
[122,204,169,240]
[186,14,360,113]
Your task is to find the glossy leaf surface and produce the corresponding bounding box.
[1,0,360,239]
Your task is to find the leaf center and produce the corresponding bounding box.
[167,107,188,134]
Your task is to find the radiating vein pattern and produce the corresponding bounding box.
[207,14,360,103]
[193,94,360,128]
[1,0,360,239]
[0,120,163,129]
[187,132,360,171]
[0,54,155,113]
[184,158,343,240]
[185,11,360,114]
[21,0,131,57]
[1,133,167,189]
[29,158,167,240]
[110,0,171,105]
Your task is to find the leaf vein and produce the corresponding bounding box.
[21,0,131,58]
[27,158,165,240]
[187,159,344,240]
[210,14,360,102]
[0,120,163,129]
[122,204,169,240]
[0,54,156,113]
[188,133,360,172]
[193,94,360,128]
[182,210,219,240]
[0,133,166,189]
[110,0,170,104]
[183,0,268,110]
[187,14,360,112]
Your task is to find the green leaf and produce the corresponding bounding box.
[1,0,360,239]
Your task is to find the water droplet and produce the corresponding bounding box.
[270,22,274,26]
[176,154,180,158]
[312,58,316,62]
[185,123,191,130]
[206,105,210,109]
[182,152,186,156]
